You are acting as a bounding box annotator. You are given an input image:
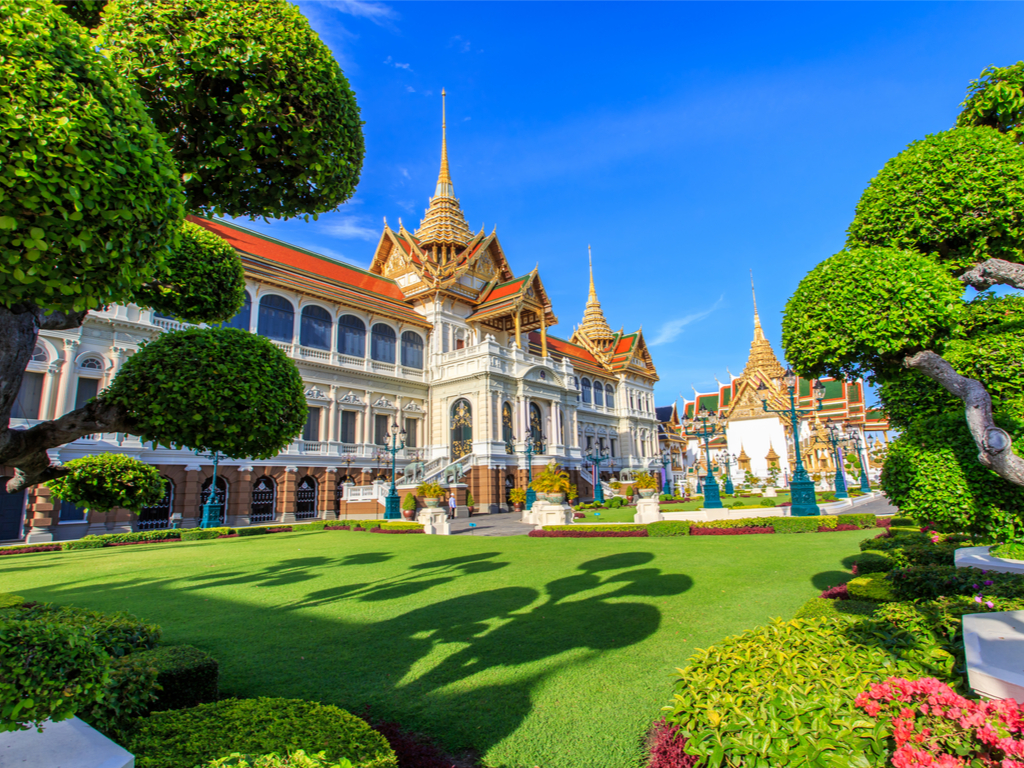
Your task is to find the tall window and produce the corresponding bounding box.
[74,378,99,410]
[581,378,592,404]
[250,476,276,524]
[450,399,472,459]
[594,381,604,407]
[371,324,396,363]
[340,411,357,444]
[257,295,294,342]
[374,414,390,445]
[401,331,424,369]
[605,385,615,409]
[337,315,366,357]
[529,403,543,452]
[300,305,332,350]
[59,499,87,522]
[404,418,417,448]
[11,372,43,419]
[502,402,514,454]
[295,475,317,519]
[223,291,251,332]
[302,407,321,442]
[139,479,173,530]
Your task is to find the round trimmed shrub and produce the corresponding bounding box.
[0,0,184,313]
[205,753,354,768]
[783,246,963,380]
[956,62,1024,143]
[846,127,1024,274]
[46,454,166,514]
[135,221,246,324]
[0,619,110,732]
[99,0,364,219]
[127,698,397,768]
[6,602,160,657]
[103,328,307,459]
[881,412,1024,540]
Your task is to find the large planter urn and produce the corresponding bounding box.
[639,489,656,499]
[424,496,440,508]
[547,491,566,504]
[402,509,415,520]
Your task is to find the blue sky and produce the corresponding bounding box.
[236,0,1024,406]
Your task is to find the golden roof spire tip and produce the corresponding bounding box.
[575,244,614,345]
[414,89,472,247]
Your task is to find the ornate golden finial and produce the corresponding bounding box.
[415,89,472,248]
[751,269,764,340]
[736,270,786,388]
[577,244,614,344]
[438,88,451,186]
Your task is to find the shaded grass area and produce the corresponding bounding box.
[0,528,863,768]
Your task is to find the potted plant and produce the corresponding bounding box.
[633,471,659,498]
[508,488,527,512]
[416,481,444,507]
[567,484,579,507]
[401,492,417,520]
[530,462,571,503]
[465,490,475,515]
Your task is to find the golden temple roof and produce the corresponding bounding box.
[739,272,786,383]
[765,443,780,461]
[415,90,473,247]
[577,246,615,344]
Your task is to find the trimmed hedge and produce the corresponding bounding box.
[61,537,105,550]
[793,597,878,620]
[205,752,353,768]
[132,645,219,711]
[648,521,692,537]
[82,652,159,740]
[0,543,61,556]
[662,616,959,766]
[530,529,648,538]
[847,575,896,602]
[181,527,234,541]
[0,593,25,609]
[691,526,774,536]
[887,565,1024,601]
[238,527,268,537]
[127,698,397,768]
[836,513,877,529]
[5,602,160,657]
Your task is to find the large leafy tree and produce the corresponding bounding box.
[0,0,363,497]
[783,67,1024,521]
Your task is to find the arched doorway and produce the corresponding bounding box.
[529,403,543,452]
[200,477,228,525]
[251,476,276,524]
[139,479,174,530]
[295,475,318,519]
[450,399,472,460]
[0,478,25,541]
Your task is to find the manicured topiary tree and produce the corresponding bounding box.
[785,113,1024,496]
[46,454,166,515]
[0,0,362,502]
[957,61,1024,143]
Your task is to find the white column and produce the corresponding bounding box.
[40,362,62,420]
[57,339,80,417]
[328,386,338,443]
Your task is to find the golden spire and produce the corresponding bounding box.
[578,245,615,344]
[415,89,472,248]
[738,269,785,383]
[751,269,765,341]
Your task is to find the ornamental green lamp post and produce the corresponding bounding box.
[658,450,673,496]
[194,448,226,528]
[759,369,825,517]
[584,447,611,504]
[383,421,406,520]
[506,427,546,510]
[820,419,849,500]
[719,451,736,495]
[845,424,872,493]
[682,406,724,509]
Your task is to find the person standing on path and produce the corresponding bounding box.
[448,492,457,520]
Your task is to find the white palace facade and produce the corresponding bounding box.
[2,117,661,542]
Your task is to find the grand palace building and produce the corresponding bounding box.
[656,291,890,491]
[1,110,662,542]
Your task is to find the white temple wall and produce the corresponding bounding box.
[726,416,790,480]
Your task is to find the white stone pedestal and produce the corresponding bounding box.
[0,716,134,768]
[523,501,572,527]
[416,507,450,535]
[633,498,663,524]
[956,546,1024,575]
[763,487,777,498]
[964,610,1024,702]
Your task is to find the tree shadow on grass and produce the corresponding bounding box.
[811,570,853,590]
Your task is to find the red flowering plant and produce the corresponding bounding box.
[855,676,1024,767]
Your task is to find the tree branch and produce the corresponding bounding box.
[0,399,139,493]
[903,349,1024,485]
[959,258,1024,291]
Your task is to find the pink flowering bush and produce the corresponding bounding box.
[856,676,1024,767]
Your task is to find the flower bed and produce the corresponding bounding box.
[371,528,424,534]
[530,529,648,538]
[265,526,293,533]
[0,543,62,556]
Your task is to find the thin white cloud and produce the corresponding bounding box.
[319,215,379,241]
[394,62,411,70]
[318,0,397,25]
[449,35,472,53]
[406,85,415,93]
[649,295,725,347]
[399,168,411,180]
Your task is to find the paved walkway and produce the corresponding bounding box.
[449,512,532,537]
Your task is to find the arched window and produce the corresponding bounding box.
[529,403,543,452]
[257,295,294,342]
[295,475,317,519]
[139,478,173,530]
[200,477,228,525]
[223,291,251,332]
[581,378,592,404]
[337,315,366,357]
[594,380,604,407]
[30,345,48,364]
[502,402,514,454]
[371,323,396,363]
[300,305,332,350]
[605,384,615,409]
[79,356,104,371]
[251,476,276,523]
[450,399,472,459]
[400,331,424,369]
[573,376,581,402]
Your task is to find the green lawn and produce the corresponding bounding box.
[0,528,865,768]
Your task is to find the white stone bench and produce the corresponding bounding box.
[964,611,1024,703]
[0,716,134,768]
[955,546,1024,575]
